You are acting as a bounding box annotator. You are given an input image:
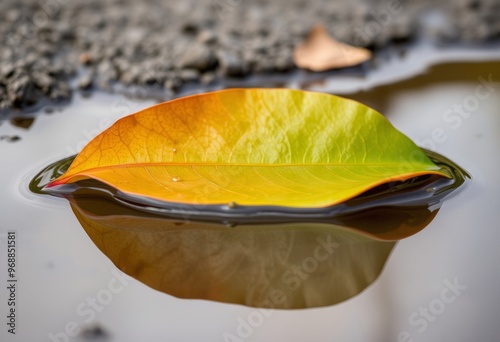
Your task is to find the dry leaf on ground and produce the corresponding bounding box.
[294,24,372,71]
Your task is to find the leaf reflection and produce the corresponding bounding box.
[68,194,438,309]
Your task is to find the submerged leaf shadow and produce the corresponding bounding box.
[68,192,438,309]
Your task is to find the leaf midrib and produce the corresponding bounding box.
[63,161,440,179]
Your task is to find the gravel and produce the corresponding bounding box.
[0,0,499,111]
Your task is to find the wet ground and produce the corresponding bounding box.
[1,0,500,110]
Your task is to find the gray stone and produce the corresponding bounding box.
[78,72,94,90]
[200,72,216,85]
[178,44,218,72]
[197,30,217,44]
[178,68,200,82]
[217,51,247,77]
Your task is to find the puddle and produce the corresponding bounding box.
[1,57,499,340]
[25,148,467,309]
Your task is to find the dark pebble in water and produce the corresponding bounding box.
[0,135,21,142]
[80,324,109,341]
[10,117,35,130]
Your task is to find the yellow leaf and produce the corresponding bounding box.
[47,88,448,208]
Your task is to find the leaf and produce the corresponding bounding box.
[47,88,448,209]
[69,194,401,309]
[294,24,372,71]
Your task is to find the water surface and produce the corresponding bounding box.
[1,56,499,341]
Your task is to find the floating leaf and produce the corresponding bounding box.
[294,24,372,71]
[46,88,449,209]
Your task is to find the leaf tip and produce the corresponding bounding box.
[44,178,64,189]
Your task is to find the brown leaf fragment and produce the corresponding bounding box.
[294,24,372,71]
